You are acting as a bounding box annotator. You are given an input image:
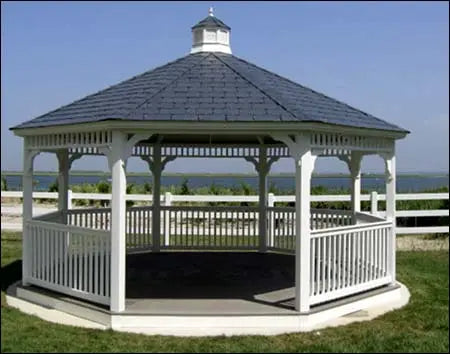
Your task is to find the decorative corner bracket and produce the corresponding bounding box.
[338,151,364,179]
[100,133,153,171]
[24,150,40,175]
[380,151,395,183]
[271,133,317,173]
[141,155,176,174]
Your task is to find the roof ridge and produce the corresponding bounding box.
[13,54,197,128]
[229,54,405,130]
[212,53,298,120]
[125,53,211,118]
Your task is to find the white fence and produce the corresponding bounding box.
[309,219,393,305]
[2,190,449,234]
[25,219,111,305]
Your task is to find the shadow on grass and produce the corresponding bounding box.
[1,260,22,292]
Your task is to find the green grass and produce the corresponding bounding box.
[1,231,448,353]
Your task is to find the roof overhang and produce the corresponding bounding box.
[11,120,409,140]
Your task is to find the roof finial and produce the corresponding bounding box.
[209,6,214,17]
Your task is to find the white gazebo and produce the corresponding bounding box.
[8,9,410,335]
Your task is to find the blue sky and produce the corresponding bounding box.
[1,1,448,174]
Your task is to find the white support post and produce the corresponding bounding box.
[68,189,73,209]
[258,146,268,252]
[110,131,127,312]
[56,149,69,223]
[99,132,150,312]
[268,193,275,247]
[140,143,173,252]
[164,192,172,246]
[152,143,162,252]
[382,148,396,284]
[272,133,316,313]
[294,151,315,312]
[245,147,278,253]
[349,152,362,224]
[22,139,39,286]
[370,191,378,215]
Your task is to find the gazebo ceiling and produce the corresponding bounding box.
[137,133,280,145]
[11,10,408,135]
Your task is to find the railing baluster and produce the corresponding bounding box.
[83,233,88,292]
[100,233,104,296]
[311,237,315,296]
[327,235,331,293]
[68,230,73,289]
[88,235,93,293]
[375,228,379,279]
[105,236,110,297]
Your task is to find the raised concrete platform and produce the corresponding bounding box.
[6,281,410,336]
[6,252,410,336]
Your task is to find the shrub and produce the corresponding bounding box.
[143,182,152,194]
[96,180,111,194]
[126,183,135,207]
[1,176,7,191]
[180,178,190,195]
[48,179,59,192]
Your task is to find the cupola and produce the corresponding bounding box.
[190,7,231,54]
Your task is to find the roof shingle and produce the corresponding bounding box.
[11,52,408,133]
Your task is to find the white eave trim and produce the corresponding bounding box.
[11,120,409,140]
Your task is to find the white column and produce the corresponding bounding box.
[268,193,275,247]
[110,131,127,312]
[272,133,315,313]
[370,191,378,215]
[258,146,268,252]
[57,149,69,223]
[384,149,396,284]
[294,149,315,312]
[349,152,362,224]
[22,138,37,286]
[164,192,172,246]
[152,143,162,252]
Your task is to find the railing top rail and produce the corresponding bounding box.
[160,205,260,211]
[310,220,392,238]
[311,208,353,215]
[266,207,354,216]
[32,210,63,221]
[355,211,386,222]
[28,219,110,238]
[125,205,153,211]
[66,207,112,214]
[170,195,259,202]
[267,206,295,212]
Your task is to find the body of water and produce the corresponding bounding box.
[2,173,449,193]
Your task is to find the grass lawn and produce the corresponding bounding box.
[1,231,448,353]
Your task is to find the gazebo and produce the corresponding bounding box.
[9,9,410,335]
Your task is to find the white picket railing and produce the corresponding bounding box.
[61,206,361,251]
[161,205,260,249]
[309,219,393,305]
[125,206,153,250]
[267,207,295,251]
[2,190,448,234]
[66,208,111,230]
[66,207,154,251]
[26,219,111,305]
[21,200,402,307]
[266,209,376,253]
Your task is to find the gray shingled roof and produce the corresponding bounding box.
[192,15,231,30]
[11,52,408,133]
